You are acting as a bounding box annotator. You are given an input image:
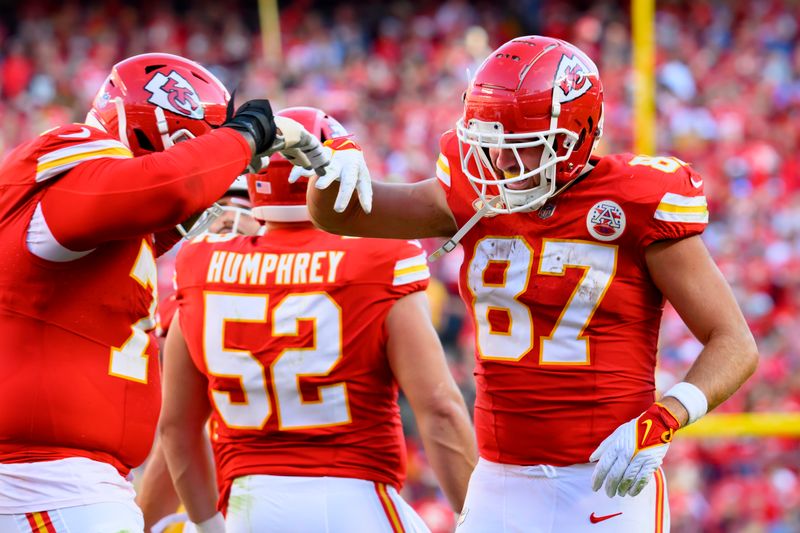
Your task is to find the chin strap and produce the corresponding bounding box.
[428,195,504,262]
[428,163,595,263]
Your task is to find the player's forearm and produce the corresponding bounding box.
[43,128,251,250]
[308,178,456,239]
[136,440,182,530]
[160,427,218,523]
[678,327,758,413]
[415,394,477,512]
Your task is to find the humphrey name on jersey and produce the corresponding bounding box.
[206,249,345,286]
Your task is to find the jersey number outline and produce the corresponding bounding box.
[109,239,157,383]
[467,237,617,364]
[203,291,351,430]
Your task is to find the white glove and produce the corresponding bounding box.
[289,138,372,214]
[589,403,680,498]
[266,116,330,175]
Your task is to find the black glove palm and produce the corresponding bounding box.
[222,99,277,154]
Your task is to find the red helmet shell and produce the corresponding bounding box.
[247,106,348,221]
[463,35,603,182]
[87,53,230,156]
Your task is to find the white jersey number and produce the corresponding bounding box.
[467,237,617,364]
[203,292,350,430]
[109,239,157,383]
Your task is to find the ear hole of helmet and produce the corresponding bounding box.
[191,70,209,84]
[573,128,587,153]
[133,129,156,152]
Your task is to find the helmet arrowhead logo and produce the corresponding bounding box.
[145,70,205,119]
[554,55,594,103]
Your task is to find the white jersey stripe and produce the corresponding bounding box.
[36,140,132,182]
[393,252,429,286]
[658,192,707,207]
[653,210,709,224]
[436,154,451,187]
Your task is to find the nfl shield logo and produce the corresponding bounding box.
[538,203,556,219]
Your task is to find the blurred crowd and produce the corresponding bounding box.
[2,0,799,531]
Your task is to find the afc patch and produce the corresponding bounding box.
[586,200,625,241]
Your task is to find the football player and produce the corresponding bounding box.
[0,52,364,532]
[307,36,759,532]
[158,107,477,533]
[137,175,262,533]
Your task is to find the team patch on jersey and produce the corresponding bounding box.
[435,153,450,187]
[393,251,429,286]
[36,139,133,182]
[586,200,626,241]
[554,54,595,103]
[144,70,204,119]
[654,192,708,224]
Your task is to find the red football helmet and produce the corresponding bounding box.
[457,35,604,213]
[247,106,348,222]
[86,53,230,156]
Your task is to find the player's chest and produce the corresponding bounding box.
[458,198,643,315]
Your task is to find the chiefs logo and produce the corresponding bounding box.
[554,55,594,103]
[144,70,204,119]
[586,200,625,242]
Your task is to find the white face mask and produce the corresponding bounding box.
[456,118,579,214]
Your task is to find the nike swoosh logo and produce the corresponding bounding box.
[690,177,703,188]
[590,512,623,524]
[59,126,91,139]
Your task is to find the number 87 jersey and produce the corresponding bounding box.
[437,130,709,466]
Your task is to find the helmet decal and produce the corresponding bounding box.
[555,55,594,103]
[144,70,204,119]
[254,179,271,194]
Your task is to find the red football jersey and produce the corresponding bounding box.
[173,227,430,509]
[0,126,160,474]
[435,130,708,466]
[0,123,249,475]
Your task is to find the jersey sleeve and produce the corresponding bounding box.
[40,127,250,251]
[435,137,453,194]
[387,239,430,297]
[627,157,709,247]
[33,124,133,183]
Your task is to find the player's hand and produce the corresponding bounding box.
[306,138,372,213]
[222,99,277,155]
[589,403,680,497]
[266,116,329,176]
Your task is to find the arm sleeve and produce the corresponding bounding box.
[640,164,708,247]
[387,239,430,297]
[40,128,251,251]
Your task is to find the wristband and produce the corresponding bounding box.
[193,512,225,533]
[663,381,708,425]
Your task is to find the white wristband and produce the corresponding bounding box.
[663,381,708,425]
[193,512,225,533]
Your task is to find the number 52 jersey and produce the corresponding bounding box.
[436,129,709,466]
[173,227,430,509]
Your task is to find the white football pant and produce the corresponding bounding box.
[0,501,143,533]
[456,458,669,533]
[225,474,430,533]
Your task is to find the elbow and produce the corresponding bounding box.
[742,332,759,379]
[418,386,472,427]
